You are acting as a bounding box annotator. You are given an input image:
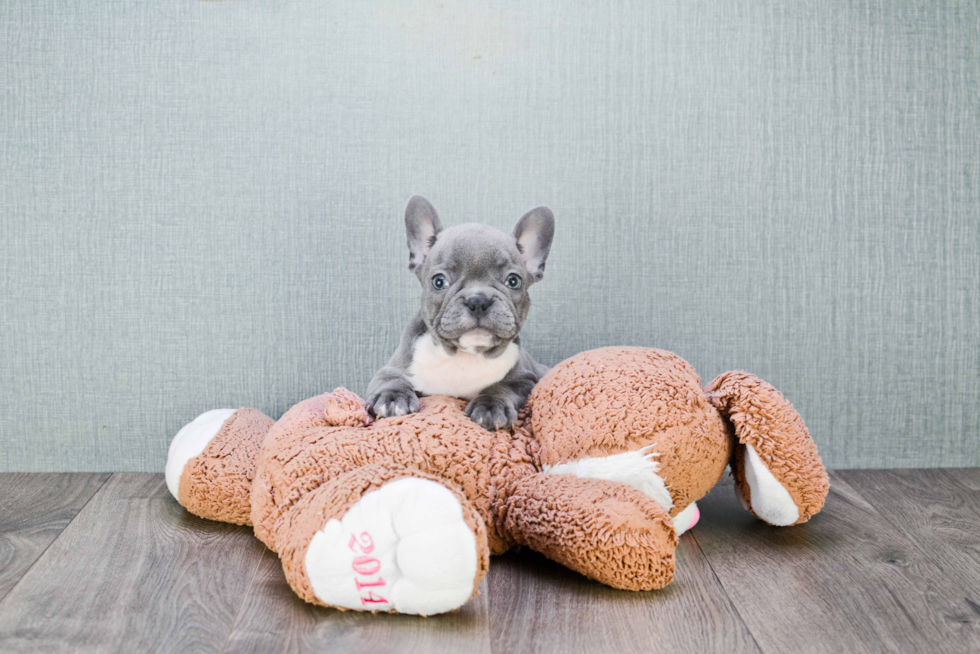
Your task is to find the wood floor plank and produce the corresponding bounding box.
[692,473,980,654]
[839,469,980,625]
[222,547,492,654]
[487,533,760,654]
[0,473,266,653]
[942,467,980,494]
[0,473,110,603]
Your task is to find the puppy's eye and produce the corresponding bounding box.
[505,273,523,290]
[431,274,448,290]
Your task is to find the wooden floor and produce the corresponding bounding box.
[0,471,978,653]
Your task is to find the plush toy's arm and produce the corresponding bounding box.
[166,407,274,525]
[502,473,677,591]
[322,388,375,427]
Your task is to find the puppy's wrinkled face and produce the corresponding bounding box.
[423,224,527,353]
[405,197,554,356]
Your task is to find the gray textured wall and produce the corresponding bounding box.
[2,0,978,472]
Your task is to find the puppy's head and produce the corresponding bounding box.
[404,195,554,355]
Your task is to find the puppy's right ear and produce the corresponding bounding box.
[513,206,555,284]
[405,195,443,276]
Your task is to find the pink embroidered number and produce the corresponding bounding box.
[348,532,375,554]
[355,577,387,591]
[348,531,388,606]
[352,556,381,576]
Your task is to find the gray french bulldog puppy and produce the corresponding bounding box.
[365,195,554,431]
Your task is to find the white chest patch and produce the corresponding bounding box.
[407,333,520,401]
[543,446,675,512]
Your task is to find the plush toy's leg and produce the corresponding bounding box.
[706,371,830,526]
[503,473,677,591]
[276,465,490,616]
[166,407,274,525]
[250,388,375,549]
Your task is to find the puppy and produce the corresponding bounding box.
[366,195,554,431]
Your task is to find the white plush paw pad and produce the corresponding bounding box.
[743,444,800,526]
[304,478,479,616]
[672,502,700,536]
[165,408,236,501]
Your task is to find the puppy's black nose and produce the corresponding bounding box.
[463,294,494,318]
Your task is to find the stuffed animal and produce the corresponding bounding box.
[165,347,828,616]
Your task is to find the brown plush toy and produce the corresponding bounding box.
[165,347,828,616]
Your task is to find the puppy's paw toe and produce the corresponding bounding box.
[465,396,517,431]
[368,389,419,419]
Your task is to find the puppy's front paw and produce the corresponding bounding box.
[367,387,420,419]
[465,395,518,431]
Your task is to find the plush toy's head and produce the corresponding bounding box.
[526,347,827,529]
[528,347,734,517]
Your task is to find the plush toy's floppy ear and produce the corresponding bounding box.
[405,195,443,277]
[513,206,555,283]
[705,371,829,526]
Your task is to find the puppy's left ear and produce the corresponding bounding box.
[513,207,555,284]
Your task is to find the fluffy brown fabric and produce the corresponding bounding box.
[705,371,829,524]
[175,347,829,613]
[529,347,733,517]
[503,473,677,590]
[178,408,273,526]
[250,392,539,555]
[276,465,491,608]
